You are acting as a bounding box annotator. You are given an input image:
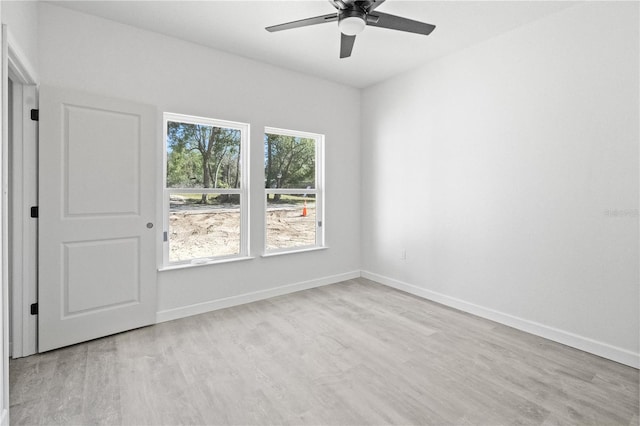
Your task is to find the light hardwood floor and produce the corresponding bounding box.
[10,278,640,425]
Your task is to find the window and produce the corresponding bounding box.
[264,127,324,253]
[163,113,249,265]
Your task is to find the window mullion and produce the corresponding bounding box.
[265,189,319,195]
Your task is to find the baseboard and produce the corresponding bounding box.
[361,270,639,369]
[156,270,361,323]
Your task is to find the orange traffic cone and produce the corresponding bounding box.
[302,201,308,217]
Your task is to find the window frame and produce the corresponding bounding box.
[263,126,325,255]
[162,112,250,267]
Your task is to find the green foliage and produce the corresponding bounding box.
[167,146,202,188]
[167,121,241,191]
[264,133,315,190]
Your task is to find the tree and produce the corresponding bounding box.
[167,122,240,203]
[167,145,202,187]
[264,134,315,201]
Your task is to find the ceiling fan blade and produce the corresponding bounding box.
[266,13,337,32]
[367,11,435,36]
[340,33,356,58]
[366,0,386,12]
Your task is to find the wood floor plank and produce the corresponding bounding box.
[40,344,89,425]
[10,278,640,425]
[9,350,58,407]
[82,338,122,426]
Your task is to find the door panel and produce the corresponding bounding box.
[64,237,139,315]
[64,105,140,216]
[39,86,157,352]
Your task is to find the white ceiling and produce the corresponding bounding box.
[49,1,575,88]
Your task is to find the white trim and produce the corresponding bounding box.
[164,112,246,131]
[265,126,323,141]
[0,407,7,426]
[265,188,319,195]
[316,133,325,247]
[6,25,39,360]
[6,29,37,85]
[156,270,360,323]
[1,22,10,424]
[361,270,640,369]
[261,246,328,257]
[158,255,254,272]
[167,188,242,195]
[9,82,37,359]
[9,78,21,358]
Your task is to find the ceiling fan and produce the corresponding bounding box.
[265,0,436,59]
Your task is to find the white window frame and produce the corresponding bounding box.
[264,126,325,255]
[163,112,250,267]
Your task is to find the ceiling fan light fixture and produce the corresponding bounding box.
[339,15,366,36]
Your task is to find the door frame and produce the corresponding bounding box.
[7,36,37,358]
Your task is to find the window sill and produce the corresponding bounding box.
[158,256,255,272]
[261,246,328,258]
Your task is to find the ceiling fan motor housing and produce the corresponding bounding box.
[339,9,367,35]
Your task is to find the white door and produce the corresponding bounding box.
[38,86,157,352]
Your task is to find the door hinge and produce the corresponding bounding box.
[163,231,168,242]
[318,221,322,227]
[30,303,38,315]
[30,206,38,218]
[30,109,39,121]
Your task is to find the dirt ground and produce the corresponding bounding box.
[169,204,316,262]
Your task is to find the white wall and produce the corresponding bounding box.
[38,3,361,317]
[32,1,640,367]
[1,0,38,82]
[361,2,639,366]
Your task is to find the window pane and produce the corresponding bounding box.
[167,121,241,189]
[169,193,240,262]
[266,194,316,250]
[264,133,315,189]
